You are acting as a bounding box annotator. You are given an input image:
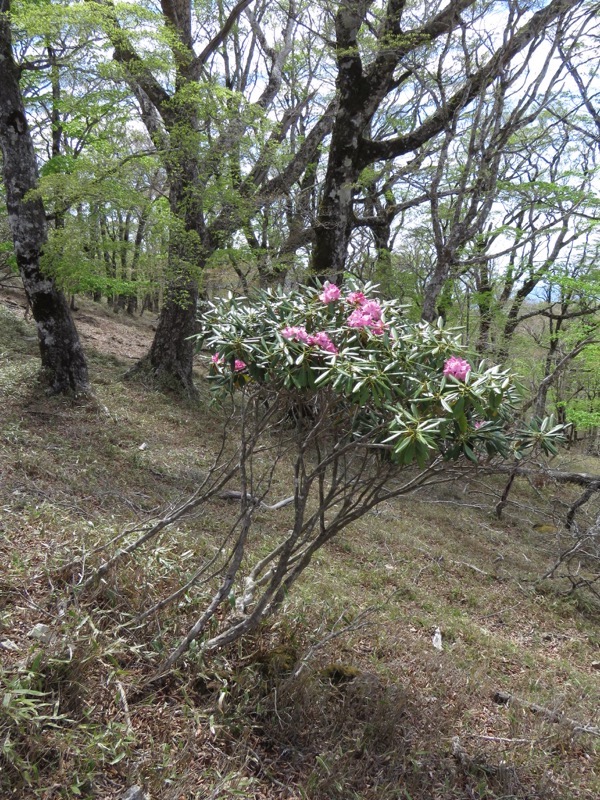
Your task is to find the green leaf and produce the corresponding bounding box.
[463,444,478,463]
[452,397,465,418]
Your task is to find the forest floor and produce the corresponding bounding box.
[1,288,599,800]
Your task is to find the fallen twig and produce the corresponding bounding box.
[115,680,133,734]
[468,734,533,744]
[218,489,295,510]
[492,691,600,736]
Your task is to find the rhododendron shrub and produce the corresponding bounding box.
[141,283,564,671]
[202,282,562,466]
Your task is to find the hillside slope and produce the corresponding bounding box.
[1,289,598,800]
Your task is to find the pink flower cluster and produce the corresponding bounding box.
[308,331,338,354]
[281,325,310,344]
[347,298,386,335]
[443,356,471,381]
[346,291,367,306]
[316,281,387,334]
[281,325,338,354]
[211,353,246,372]
[319,281,341,303]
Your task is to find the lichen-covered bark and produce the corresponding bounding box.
[143,33,204,396]
[310,1,376,283]
[0,1,89,394]
[144,283,198,389]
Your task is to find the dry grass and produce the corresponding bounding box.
[0,292,598,799]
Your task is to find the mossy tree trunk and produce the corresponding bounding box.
[0,0,89,394]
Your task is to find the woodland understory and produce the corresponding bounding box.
[1,291,599,799]
[1,0,600,797]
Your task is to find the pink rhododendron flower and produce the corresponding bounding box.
[346,291,367,306]
[443,356,471,381]
[234,359,247,372]
[319,281,341,303]
[369,321,386,335]
[474,421,484,429]
[347,299,386,333]
[361,300,382,321]
[211,353,223,365]
[347,309,371,328]
[307,331,338,354]
[281,325,310,343]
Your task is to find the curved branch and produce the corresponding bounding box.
[192,0,255,75]
[360,0,580,165]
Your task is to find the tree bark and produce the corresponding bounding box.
[129,80,204,396]
[0,1,89,394]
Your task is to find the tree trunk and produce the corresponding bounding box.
[142,276,198,394]
[371,219,393,296]
[474,258,494,354]
[130,95,203,396]
[0,1,89,395]
[421,250,453,322]
[310,3,374,283]
[311,119,361,282]
[126,205,149,314]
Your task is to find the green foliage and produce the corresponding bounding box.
[200,282,565,466]
[0,697,49,787]
[40,223,147,297]
[565,342,600,431]
[1,654,134,796]
[0,656,67,788]
[40,154,77,176]
[0,240,18,282]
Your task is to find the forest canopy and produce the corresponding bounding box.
[0,0,598,424]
